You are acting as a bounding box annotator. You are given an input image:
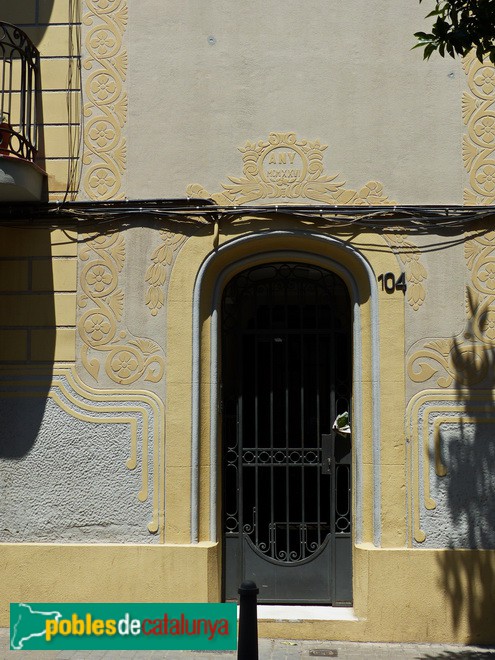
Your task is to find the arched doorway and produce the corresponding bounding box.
[222,262,352,604]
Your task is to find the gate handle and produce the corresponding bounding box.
[321,433,333,475]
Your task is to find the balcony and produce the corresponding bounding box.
[0,22,46,202]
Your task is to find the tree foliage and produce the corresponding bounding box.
[414,1,495,62]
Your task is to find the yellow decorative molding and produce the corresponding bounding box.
[0,365,165,538]
[406,229,495,544]
[187,132,427,310]
[408,231,495,387]
[406,390,494,545]
[145,230,188,316]
[187,132,395,206]
[383,234,428,311]
[462,53,495,205]
[78,232,165,384]
[407,338,489,388]
[82,0,127,200]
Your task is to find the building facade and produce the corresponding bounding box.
[1,0,495,644]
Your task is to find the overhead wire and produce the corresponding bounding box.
[63,0,83,203]
[0,199,493,232]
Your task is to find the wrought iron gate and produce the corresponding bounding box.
[222,263,352,604]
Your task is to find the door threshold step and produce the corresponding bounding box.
[254,606,359,621]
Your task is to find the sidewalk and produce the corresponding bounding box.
[2,630,495,660]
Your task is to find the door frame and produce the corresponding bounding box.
[189,230,382,557]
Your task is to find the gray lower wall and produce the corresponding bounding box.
[0,383,156,544]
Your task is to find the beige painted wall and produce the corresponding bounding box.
[125,1,464,204]
[0,0,486,204]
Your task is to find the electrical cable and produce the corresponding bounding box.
[0,199,493,233]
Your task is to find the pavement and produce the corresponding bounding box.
[2,630,495,660]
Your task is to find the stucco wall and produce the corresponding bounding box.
[124,1,463,203]
[0,391,155,543]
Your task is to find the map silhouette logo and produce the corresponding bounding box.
[9,602,237,651]
[10,603,62,650]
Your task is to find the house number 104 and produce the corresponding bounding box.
[377,272,407,294]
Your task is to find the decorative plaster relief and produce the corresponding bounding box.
[406,391,495,548]
[383,234,427,311]
[408,231,495,389]
[145,230,188,317]
[187,132,427,309]
[0,366,165,538]
[82,0,127,200]
[78,232,165,385]
[406,232,495,545]
[187,132,395,206]
[463,53,495,205]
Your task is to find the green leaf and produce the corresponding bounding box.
[416,0,495,62]
[424,43,436,59]
[426,8,445,17]
[434,18,450,37]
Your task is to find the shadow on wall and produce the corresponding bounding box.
[419,650,495,659]
[436,286,495,644]
[0,0,54,186]
[0,227,56,458]
[1,1,56,42]
[1,0,80,191]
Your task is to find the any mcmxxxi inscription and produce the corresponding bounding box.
[186,132,394,206]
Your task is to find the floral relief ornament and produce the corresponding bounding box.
[382,234,428,311]
[186,132,396,206]
[78,233,165,385]
[88,120,117,149]
[186,132,428,310]
[82,0,128,200]
[462,54,495,204]
[145,230,188,316]
[407,233,495,387]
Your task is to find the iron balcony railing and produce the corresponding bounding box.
[0,22,40,161]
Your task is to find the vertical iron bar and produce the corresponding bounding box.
[26,62,31,139]
[300,283,306,559]
[284,276,290,561]
[269,279,275,558]
[330,288,336,440]
[1,54,5,121]
[20,54,26,135]
[26,62,32,150]
[330,283,336,549]
[254,287,259,549]
[8,58,12,126]
[315,282,321,546]
[238,330,244,558]
[33,52,40,153]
